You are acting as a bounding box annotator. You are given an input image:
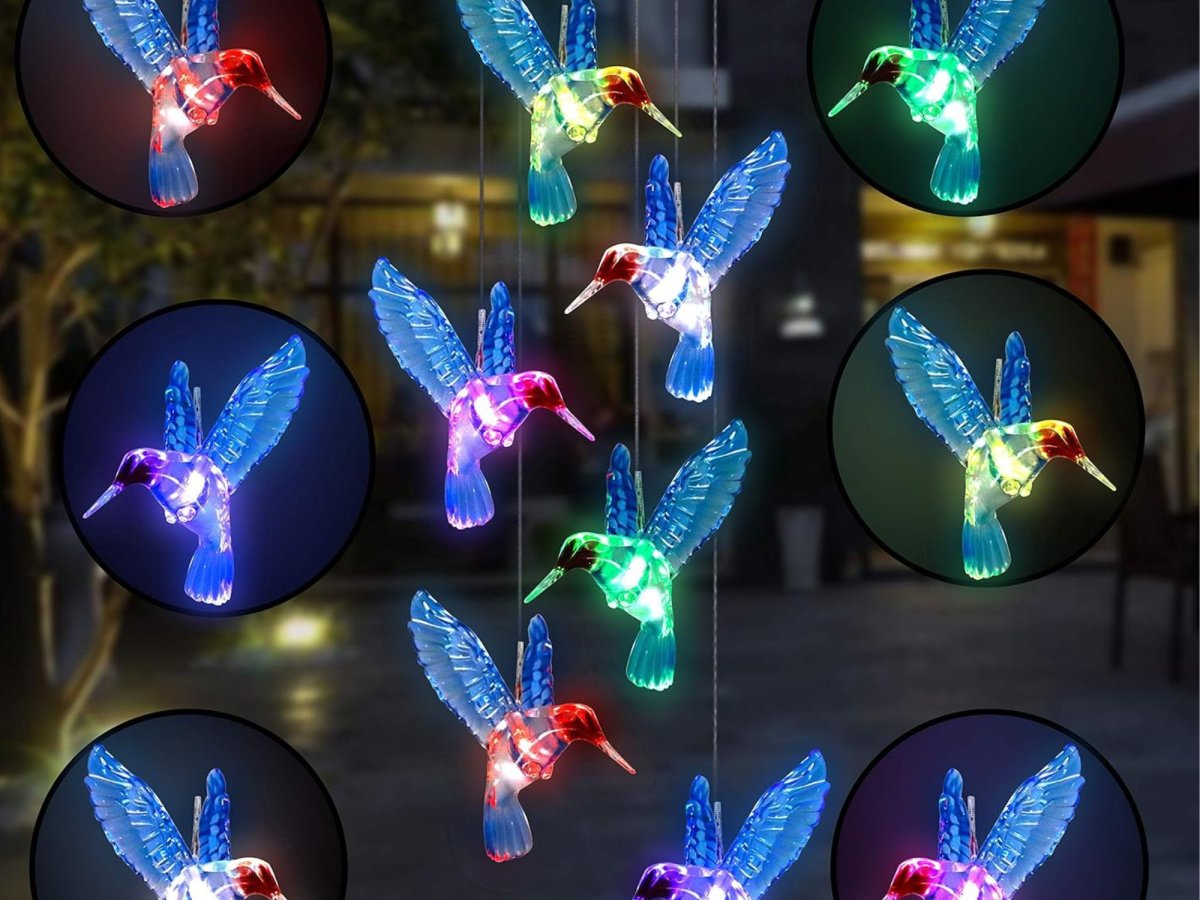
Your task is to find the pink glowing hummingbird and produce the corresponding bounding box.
[83,0,302,208]
[86,744,288,900]
[82,337,308,606]
[409,590,636,862]
[884,745,1084,900]
[369,259,595,529]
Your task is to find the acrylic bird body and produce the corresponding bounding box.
[885,859,1005,900]
[163,859,288,900]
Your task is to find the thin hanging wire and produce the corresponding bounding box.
[516,106,525,641]
[710,0,720,804]
[673,0,680,174]
[632,0,641,470]
[479,65,486,304]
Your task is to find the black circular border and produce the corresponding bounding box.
[826,268,1146,588]
[805,0,1127,217]
[12,0,334,218]
[57,298,377,618]
[28,707,350,900]
[828,708,1151,900]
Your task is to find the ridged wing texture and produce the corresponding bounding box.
[999,331,1032,425]
[949,0,1048,87]
[977,745,1085,896]
[938,768,973,863]
[164,360,199,453]
[482,282,516,376]
[911,0,948,49]
[605,443,640,536]
[644,419,751,573]
[200,336,308,492]
[369,259,477,416]
[197,768,231,864]
[682,131,790,288]
[564,0,597,71]
[886,307,995,465]
[721,751,830,900]
[183,0,220,55]
[457,0,563,109]
[684,775,721,867]
[520,613,555,709]
[84,745,193,894]
[409,590,517,747]
[645,155,679,251]
[84,0,183,92]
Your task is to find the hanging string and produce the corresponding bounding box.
[479,64,486,306]
[516,106,525,642]
[710,0,721,808]
[632,0,641,470]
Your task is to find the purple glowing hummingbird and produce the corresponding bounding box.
[82,336,308,606]
[368,259,595,529]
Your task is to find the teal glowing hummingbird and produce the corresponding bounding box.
[828,0,1048,204]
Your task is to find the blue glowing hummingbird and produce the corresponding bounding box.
[83,337,308,606]
[567,132,790,402]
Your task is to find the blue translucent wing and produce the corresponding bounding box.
[83,0,183,92]
[164,360,199,453]
[886,307,995,465]
[999,331,1032,425]
[183,0,220,55]
[605,443,640,536]
[938,769,973,863]
[721,751,830,900]
[197,768,231,865]
[911,0,948,49]
[682,131,790,288]
[457,0,564,109]
[948,0,1048,87]
[369,259,477,416]
[520,614,554,709]
[409,591,518,746]
[645,155,679,252]
[564,0,597,71]
[84,745,193,894]
[644,419,751,573]
[685,775,721,868]
[978,745,1085,896]
[199,336,308,492]
[482,282,516,377]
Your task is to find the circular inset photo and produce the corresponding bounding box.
[31,710,347,900]
[831,710,1147,900]
[808,0,1123,214]
[830,270,1142,586]
[61,301,373,615]
[15,0,331,214]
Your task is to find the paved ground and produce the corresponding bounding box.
[2,570,1195,898]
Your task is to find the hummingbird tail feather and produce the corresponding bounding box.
[483,789,533,862]
[185,540,234,606]
[963,512,1011,580]
[626,621,676,691]
[528,161,577,226]
[445,463,494,529]
[931,134,980,205]
[666,334,715,403]
[149,134,198,209]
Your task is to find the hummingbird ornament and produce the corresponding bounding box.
[886,307,1115,580]
[83,337,308,606]
[827,0,1048,205]
[884,745,1084,900]
[526,420,750,691]
[83,0,302,208]
[567,132,791,402]
[85,745,288,900]
[633,752,830,900]
[368,259,595,529]
[409,591,636,862]
[457,0,681,226]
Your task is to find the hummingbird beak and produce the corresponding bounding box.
[555,406,595,441]
[1078,456,1117,491]
[828,81,868,117]
[641,101,682,138]
[82,484,123,519]
[524,567,564,604]
[597,739,636,775]
[263,84,302,120]
[565,279,605,314]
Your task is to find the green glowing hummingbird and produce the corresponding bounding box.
[525,421,750,690]
[828,0,1048,205]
